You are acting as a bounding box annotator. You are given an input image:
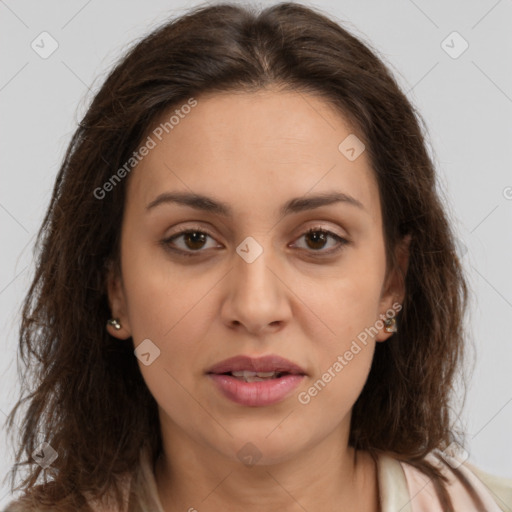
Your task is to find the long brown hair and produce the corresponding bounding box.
[3,2,481,510]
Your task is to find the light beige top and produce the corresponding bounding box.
[4,446,512,511]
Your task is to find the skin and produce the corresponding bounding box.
[107,87,410,512]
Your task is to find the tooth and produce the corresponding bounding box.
[245,376,267,382]
[230,370,279,380]
[254,371,277,378]
[231,370,258,377]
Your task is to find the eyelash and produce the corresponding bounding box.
[161,226,349,258]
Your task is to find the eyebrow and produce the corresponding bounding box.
[145,190,365,216]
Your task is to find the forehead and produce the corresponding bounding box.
[127,89,380,223]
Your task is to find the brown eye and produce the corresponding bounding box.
[293,228,348,254]
[181,231,208,250]
[162,226,348,258]
[163,229,219,255]
[304,230,329,250]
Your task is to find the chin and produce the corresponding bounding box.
[211,424,313,467]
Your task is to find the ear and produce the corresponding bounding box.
[375,234,411,342]
[106,261,132,340]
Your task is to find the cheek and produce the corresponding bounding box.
[304,252,386,345]
[123,262,215,424]
[123,267,215,386]
[295,344,374,439]
[120,231,211,340]
[298,251,385,406]
[297,274,381,421]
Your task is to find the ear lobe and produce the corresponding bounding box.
[376,234,411,342]
[106,263,132,340]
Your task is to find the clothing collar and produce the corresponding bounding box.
[376,453,414,512]
[132,447,414,512]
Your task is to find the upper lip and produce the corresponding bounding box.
[206,354,307,375]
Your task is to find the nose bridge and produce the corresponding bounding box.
[234,234,277,301]
[224,234,288,331]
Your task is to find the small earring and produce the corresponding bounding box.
[384,317,397,333]
[107,318,122,330]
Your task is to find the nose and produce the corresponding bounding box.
[220,239,292,336]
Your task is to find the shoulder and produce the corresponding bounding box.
[1,489,53,512]
[464,461,512,511]
[398,451,512,512]
[2,492,126,512]
[1,446,154,512]
[1,474,133,512]
[1,496,45,512]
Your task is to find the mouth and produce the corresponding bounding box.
[211,370,298,382]
[205,354,307,407]
[205,354,307,377]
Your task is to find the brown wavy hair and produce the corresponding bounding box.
[3,2,481,510]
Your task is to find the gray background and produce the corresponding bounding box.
[1,0,511,506]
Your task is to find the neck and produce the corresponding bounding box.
[154,424,379,512]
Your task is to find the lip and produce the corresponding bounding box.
[206,354,307,375]
[206,354,307,407]
[208,373,305,407]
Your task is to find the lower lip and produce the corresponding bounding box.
[208,373,305,406]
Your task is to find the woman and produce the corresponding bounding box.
[3,2,511,511]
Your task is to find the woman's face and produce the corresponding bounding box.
[107,88,408,465]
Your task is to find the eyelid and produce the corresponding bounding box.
[161,223,349,257]
[162,225,220,255]
[290,226,348,252]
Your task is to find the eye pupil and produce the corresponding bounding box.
[185,231,207,250]
[306,230,328,250]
